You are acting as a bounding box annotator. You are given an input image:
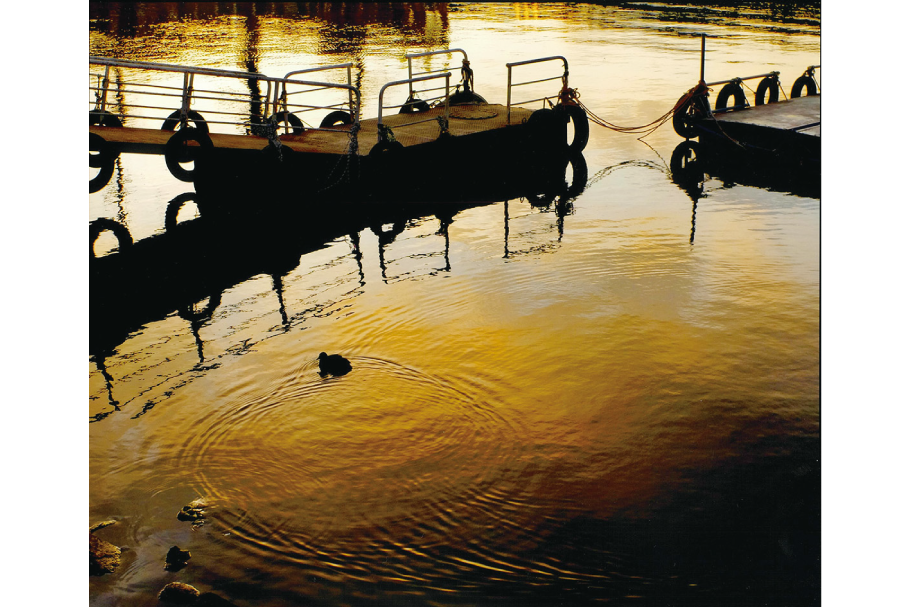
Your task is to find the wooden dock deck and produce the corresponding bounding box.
[89,104,535,156]
[696,95,820,161]
[712,95,819,137]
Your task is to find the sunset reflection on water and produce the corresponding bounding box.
[89,3,820,606]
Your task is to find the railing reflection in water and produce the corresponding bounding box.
[90,151,588,423]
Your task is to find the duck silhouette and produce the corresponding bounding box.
[318,352,352,376]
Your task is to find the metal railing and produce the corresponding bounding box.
[279,63,359,130]
[505,56,569,122]
[706,64,820,112]
[377,73,452,144]
[89,57,274,132]
[405,48,469,100]
[89,57,360,137]
[706,71,780,88]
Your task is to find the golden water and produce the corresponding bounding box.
[90,3,820,605]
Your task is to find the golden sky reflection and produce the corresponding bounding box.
[90,4,820,604]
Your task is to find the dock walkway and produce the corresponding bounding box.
[711,95,820,138]
[90,104,535,157]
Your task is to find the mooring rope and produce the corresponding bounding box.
[562,82,707,140]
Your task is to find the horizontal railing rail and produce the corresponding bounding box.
[705,71,780,87]
[279,63,358,129]
[89,56,361,138]
[377,73,452,144]
[706,64,820,113]
[505,56,569,122]
[406,48,469,100]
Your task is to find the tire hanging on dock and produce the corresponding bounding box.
[320,111,354,128]
[672,92,706,139]
[165,127,214,183]
[790,75,818,98]
[555,104,590,153]
[269,111,305,135]
[89,110,123,128]
[714,83,747,111]
[754,76,780,106]
[369,140,404,157]
[399,97,431,114]
[161,110,209,134]
[526,107,564,151]
[449,89,488,105]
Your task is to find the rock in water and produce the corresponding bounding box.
[89,533,121,575]
[158,582,200,604]
[165,545,192,570]
[177,497,208,522]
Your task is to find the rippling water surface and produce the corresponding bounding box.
[89,3,820,605]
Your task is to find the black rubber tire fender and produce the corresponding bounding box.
[754,76,780,106]
[161,110,209,134]
[165,127,214,183]
[320,111,354,128]
[557,104,590,153]
[261,143,296,164]
[269,112,305,135]
[89,110,123,128]
[791,75,818,98]
[399,99,431,114]
[449,89,488,105]
[669,141,704,186]
[672,93,698,139]
[714,82,747,111]
[369,140,404,157]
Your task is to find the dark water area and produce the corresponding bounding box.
[89,3,820,606]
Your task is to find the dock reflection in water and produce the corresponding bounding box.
[90,149,586,422]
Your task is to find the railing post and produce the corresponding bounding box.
[444,73,450,125]
[408,56,414,99]
[99,65,112,113]
[347,65,354,118]
[507,66,512,124]
[180,72,194,126]
[700,33,706,83]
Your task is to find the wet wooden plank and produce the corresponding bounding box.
[712,95,820,137]
[90,104,535,157]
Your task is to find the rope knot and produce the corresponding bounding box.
[558,87,580,105]
[378,123,397,144]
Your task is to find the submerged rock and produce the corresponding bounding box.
[165,545,191,571]
[89,533,121,575]
[158,582,200,604]
[177,498,208,523]
[89,519,117,533]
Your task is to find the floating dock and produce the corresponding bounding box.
[89,50,590,203]
[694,93,819,163]
[671,36,820,165]
[89,104,532,156]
